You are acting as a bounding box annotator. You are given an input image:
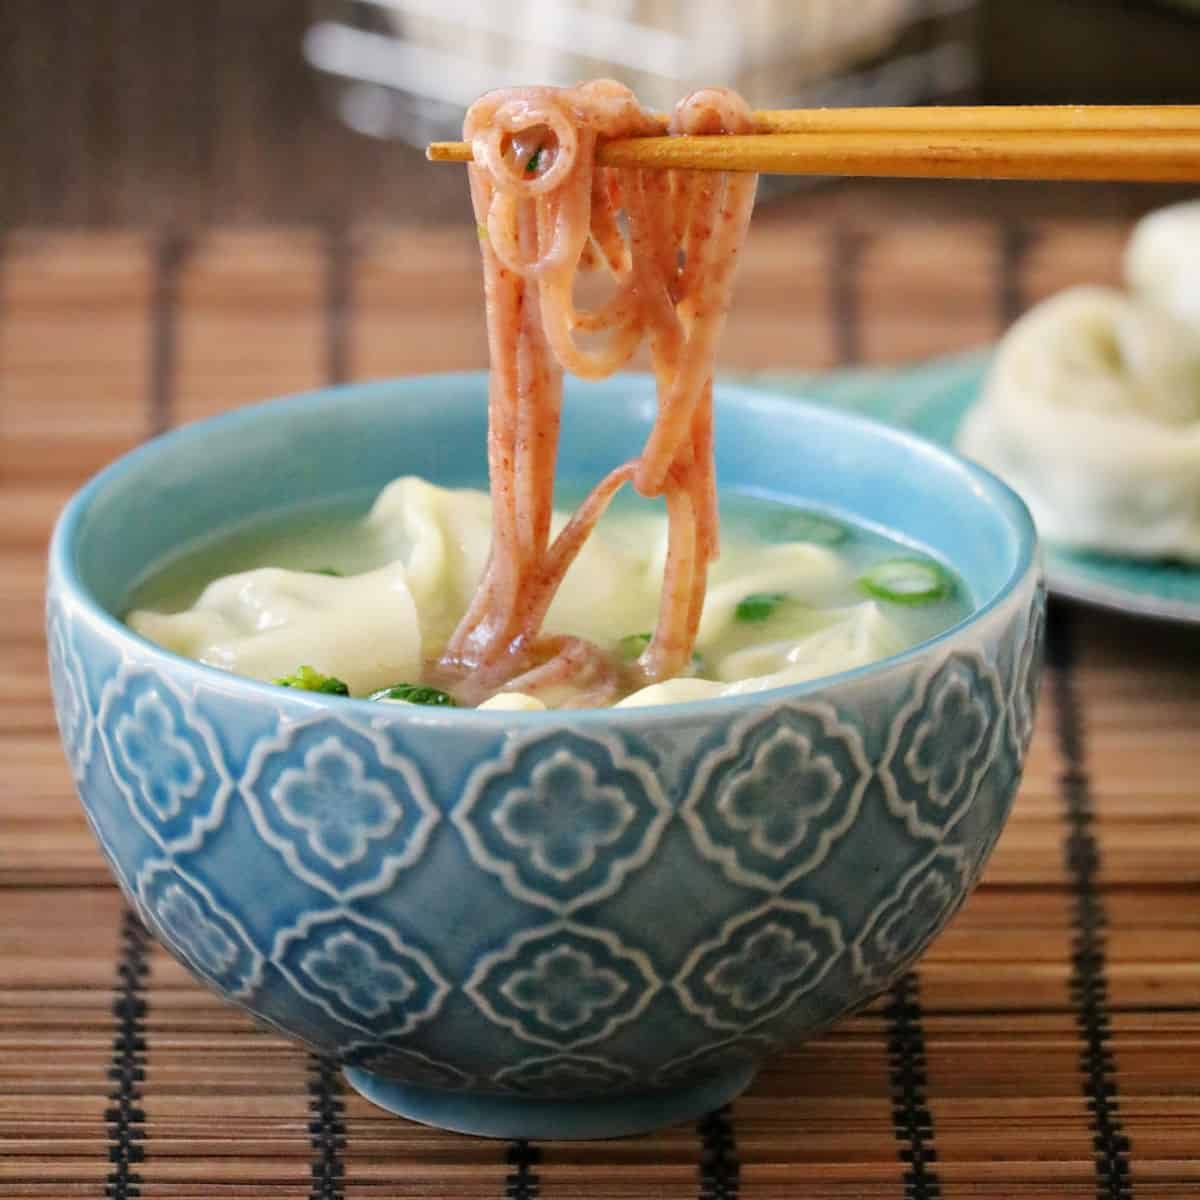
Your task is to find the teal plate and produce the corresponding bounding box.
[740,351,1200,626]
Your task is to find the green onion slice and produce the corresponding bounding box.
[858,558,951,605]
[762,509,849,546]
[735,592,789,623]
[369,683,457,707]
[273,666,350,695]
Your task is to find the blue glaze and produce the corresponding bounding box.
[47,372,1042,1139]
[343,1059,758,1140]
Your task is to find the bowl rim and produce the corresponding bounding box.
[49,370,1039,727]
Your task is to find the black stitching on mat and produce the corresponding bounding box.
[884,972,942,1200]
[105,909,150,1199]
[311,223,354,1199]
[1047,603,1134,1200]
[505,1139,542,1199]
[325,223,353,385]
[106,230,180,1197]
[149,231,187,435]
[831,226,864,367]
[698,1104,740,1199]
[996,221,1032,330]
[308,1057,347,1200]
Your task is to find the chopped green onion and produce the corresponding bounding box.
[370,683,457,707]
[617,632,702,674]
[312,566,342,577]
[525,147,543,174]
[274,666,349,695]
[859,558,951,605]
[617,632,652,659]
[735,592,789,623]
[762,509,849,546]
[476,221,488,241]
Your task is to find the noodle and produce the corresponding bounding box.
[440,80,758,704]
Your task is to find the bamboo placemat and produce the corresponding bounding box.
[2,217,1198,1198]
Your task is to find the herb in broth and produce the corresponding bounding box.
[735,592,789,623]
[274,666,350,695]
[760,509,848,546]
[617,632,653,658]
[859,558,952,606]
[370,683,457,707]
[618,632,703,674]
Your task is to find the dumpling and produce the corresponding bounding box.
[128,565,421,695]
[367,477,658,651]
[969,286,1200,425]
[1126,199,1200,334]
[366,478,494,653]
[617,602,905,707]
[615,677,727,708]
[694,543,851,651]
[712,601,906,685]
[128,478,658,700]
[478,692,548,712]
[956,286,1200,561]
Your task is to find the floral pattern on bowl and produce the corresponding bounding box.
[46,373,1042,1139]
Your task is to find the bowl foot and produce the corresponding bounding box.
[343,1061,758,1140]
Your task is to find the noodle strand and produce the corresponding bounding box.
[443,81,757,699]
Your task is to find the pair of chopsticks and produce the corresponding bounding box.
[427,105,1200,182]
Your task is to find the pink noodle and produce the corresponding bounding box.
[443,82,757,696]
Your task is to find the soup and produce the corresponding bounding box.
[126,79,972,709]
[127,478,970,709]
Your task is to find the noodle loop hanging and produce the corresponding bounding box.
[441,82,758,704]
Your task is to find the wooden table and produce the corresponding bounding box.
[3,214,1199,1197]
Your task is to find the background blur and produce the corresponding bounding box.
[4,0,1200,230]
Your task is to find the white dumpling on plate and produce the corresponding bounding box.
[956,285,1200,562]
[1125,199,1200,335]
[128,564,422,696]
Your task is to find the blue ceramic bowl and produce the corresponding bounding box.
[47,373,1042,1139]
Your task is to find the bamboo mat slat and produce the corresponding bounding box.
[2,217,1198,1199]
[854,224,1005,364]
[173,231,327,425]
[351,230,490,380]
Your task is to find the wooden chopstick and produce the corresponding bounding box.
[426,104,1200,182]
